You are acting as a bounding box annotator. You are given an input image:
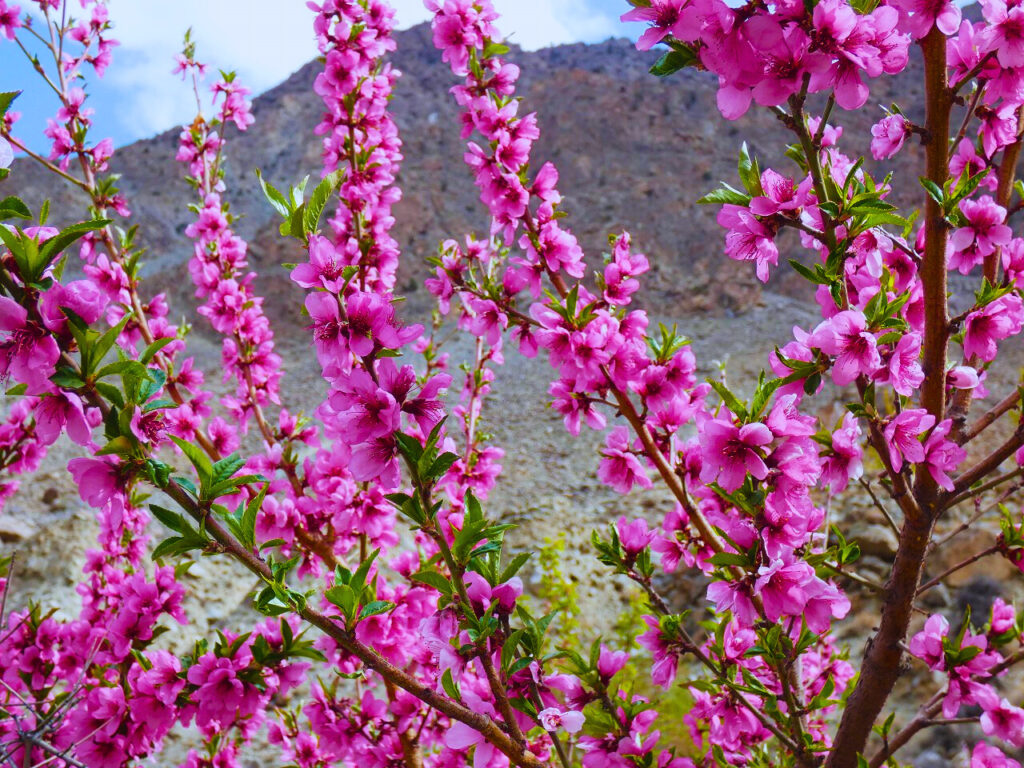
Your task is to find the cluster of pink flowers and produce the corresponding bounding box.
[175,54,282,437]
[625,0,909,116]
[909,608,1024,751]
[4,0,1024,766]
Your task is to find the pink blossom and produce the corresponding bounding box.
[971,742,1022,768]
[964,295,1024,362]
[699,418,773,492]
[754,558,818,623]
[749,169,808,217]
[991,598,1016,634]
[909,613,948,670]
[707,578,758,628]
[538,707,585,734]
[549,380,606,435]
[870,114,911,159]
[949,138,992,190]
[717,204,779,282]
[34,392,91,446]
[979,102,1019,159]
[0,296,60,394]
[893,0,961,38]
[885,333,924,396]
[883,408,935,471]
[982,0,1024,68]
[598,426,652,494]
[462,296,508,345]
[443,691,507,768]
[923,419,966,491]
[597,645,629,681]
[981,698,1024,747]
[808,310,881,386]
[948,365,981,390]
[0,1,21,40]
[617,516,656,556]
[292,235,353,292]
[622,0,688,51]
[637,615,679,688]
[349,434,400,487]
[67,457,122,509]
[950,195,1011,274]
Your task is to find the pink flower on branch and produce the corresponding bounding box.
[699,418,773,492]
[883,408,935,471]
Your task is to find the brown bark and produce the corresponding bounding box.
[826,27,952,768]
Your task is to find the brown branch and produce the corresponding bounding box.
[915,544,1000,596]
[941,465,1024,511]
[868,648,1024,767]
[160,481,544,768]
[947,420,1024,496]
[962,388,1022,445]
[826,28,952,768]
[384,680,425,768]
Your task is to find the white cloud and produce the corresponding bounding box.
[100,0,619,140]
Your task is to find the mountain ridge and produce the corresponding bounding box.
[7,20,932,348]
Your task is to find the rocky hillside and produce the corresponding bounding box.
[8,21,935,330]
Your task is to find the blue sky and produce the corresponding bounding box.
[1,0,632,153]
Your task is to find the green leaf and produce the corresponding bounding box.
[749,374,783,419]
[137,367,166,404]
[394,431,424,464]
[709,552,751,568]
[0,91,20,121]
[0,196,31,221]
[95,435,134,457]
[697,184,750,206]
[279,204,306,238]
[441,668,461,701]
[649,47,696,77]
[151,537,187,561]
[94,381,125,409]
[170,435,213,486]
[239,486,266,551]
[483,41,511,58]
[325,584,356,617]
[139,337,175,364]
[501,629,524,671]
[919,176,945,206]
[38,219,111,267]
[411,570,454,597]
[359,601,395,620]
[50,368,85,389]
[303,169,343,236]
[85,314,132,376]
[788,258,828,285]
[737,142,762,196]
[500,552,532,583]
[351,549,379,594]
[427,452,460,482]
[174,477,198,498]
[707,379,747,419]
[94,359,147,381]
[211,453,246,486]
[255,168,290,217]
[150,504,185,533]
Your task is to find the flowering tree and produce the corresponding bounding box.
[2,0,1024,766]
